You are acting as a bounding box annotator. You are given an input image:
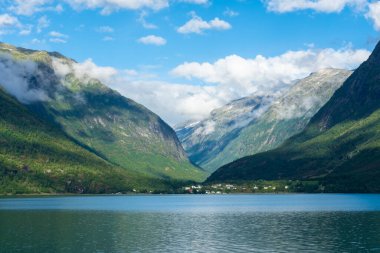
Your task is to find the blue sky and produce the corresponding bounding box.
[0,0,380,125]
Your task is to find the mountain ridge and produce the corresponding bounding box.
[207,42,380,192]
[178,68,351,172]
[0,42,206,193]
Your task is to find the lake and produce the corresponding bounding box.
[1,194,380,252]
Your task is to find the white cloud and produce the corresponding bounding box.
[0,14,20,27]
[49,31,68,43]
[49,31,68,38]
[37,16,50,33]
[260,1,380,32]
[64,0,169,14]
[31,38,46,44]
[110,80,225,124]
[96,26,114,33]
[171,47,370,104]
[138,11,158,29]
[103,36,115,41]
[264,0,367,13]
[0,53,49,103]
[178,0,209,4]
[366,2,380,30]
[53,46,369,125]
[0,14,21,35]
[8,0,63,16]
[224,8,239,17]
[138,35,167,45]
[19,25,33,36]
[177,13,231,34]
[49,38,67,43]
[52,58,118,83]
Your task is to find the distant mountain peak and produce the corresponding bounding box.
[207,41,380,193]
[178,68,351,173]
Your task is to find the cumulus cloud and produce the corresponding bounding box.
[51,46,370,125]
[171,47,370,100]
[264,0,367,13]
[7,0,63,16]
[263,0,380,31]
[51,57,227,124]
[110,80,225,124]
[138,35,167,45]
[0,53,49,103]
[0,14,21,35]
[52,58,118,84]
[366,2,380,30]
[178,0,209,4]
[64,0,169,14]
[177,13,231,34]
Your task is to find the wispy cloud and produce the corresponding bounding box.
[49,31,68,38]
[49,30,68,43]
[37,16,50,33]
[223,8,239,17]
[138,35,167,46]
[138,11,158,29]
[366,2,380,31]
[51,46,370,125]
[0,14,21,35]
[49,38,67,43]
[263,0,367,13]
[96,26,114,33]
[8,0,63,16]
[103,36,114,41]
[64,0,170,14]
[177,13,231,34]
[178,0,209,4]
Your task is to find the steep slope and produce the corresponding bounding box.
[205,69,351,171]
[176,96,273,172]
[179,69,350,173]
[0,42,206,183]
[0,87,154,194]
[208,42,380,192]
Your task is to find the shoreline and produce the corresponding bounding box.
[1,192,379,198]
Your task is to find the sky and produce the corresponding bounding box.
[0,0,379,126]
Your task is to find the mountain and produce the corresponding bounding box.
[0,42,206,192]
[207,42,380,192]
[178,69,351,172]
[176,95,273,173]
[0,86,153,194]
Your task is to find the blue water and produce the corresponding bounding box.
[1,194,380,252]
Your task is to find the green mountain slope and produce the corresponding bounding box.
[203,69,351,171]
[0,42,206,186]
[0,87,157,194]
[207,42,380,192]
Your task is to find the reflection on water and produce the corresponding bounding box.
[1,195,380,252]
